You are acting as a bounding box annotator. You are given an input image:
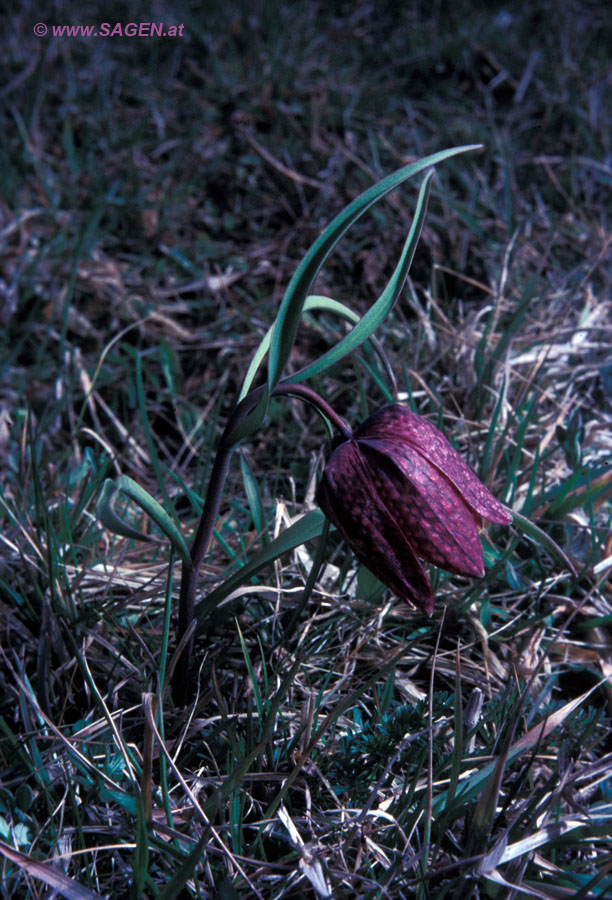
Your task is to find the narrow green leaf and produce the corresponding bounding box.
[232,146,480,444]
[445,658,465,816]
[96,475,191,569]
[238,296,360,401]
[285,170,434,384]
[283,515,330,636]
[223,383,270,448]
[479,378,506,479]
[268,144,482,391]
[196,508,325,624]
[134,351,181,528]
[96,478,151,543]
[547,467,612,520]
[511,509,577,577]
[239,450,269,546]
[504,391,538,501]
[475,276,537,415]
[156,829,212,900]
[236,620,264,719]
[303,295,360,323]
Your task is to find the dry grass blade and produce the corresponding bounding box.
[0,840,104,900]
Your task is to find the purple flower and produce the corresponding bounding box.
[317,405,512,615]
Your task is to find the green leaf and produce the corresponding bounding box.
[96,475,191,569]
[156,829,213,900]
[239,450,269,546]
[238,295,361,401]
[134,351,181,528]
[474,275,537,416]
[546,466,612,520]
[196,508,326,624]
[268,145,481,391]
[235,145,482,441]
[285,169,434,384]
[223,384,270,448]
[511,509,577,577]
[96,478,150,543]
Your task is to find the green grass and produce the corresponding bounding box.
[1,0,612,897]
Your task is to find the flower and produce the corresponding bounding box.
[317,404,512,615]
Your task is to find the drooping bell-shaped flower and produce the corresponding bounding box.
[317,404,512,615]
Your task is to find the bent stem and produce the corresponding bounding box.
[172,382,350,705]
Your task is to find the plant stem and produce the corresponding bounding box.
[172,382,350,704]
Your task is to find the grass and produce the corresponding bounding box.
[1,0,611,897]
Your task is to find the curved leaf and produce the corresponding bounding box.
[229,298,362,445]
[221,383,270,449]
[97,478,151,543]
[96,475,192,569]
[233,145,482,442]
[196,508,326,624]
[285,169,434,384]
[238,295,361,402]
[267,144,482,391]
[511,509,577,577]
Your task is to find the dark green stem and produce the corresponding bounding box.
[172,382,349,704]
